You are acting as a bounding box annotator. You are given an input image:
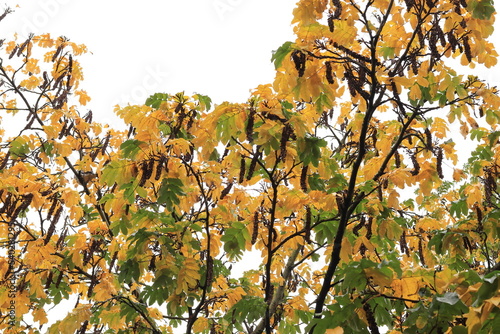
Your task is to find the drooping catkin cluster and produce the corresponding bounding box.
[425,128,433,150]
[291,50,306,77]
[279,124,292,162]
[246,108,255,143]
[394,150,401,168]
[139,158,155,187]
[484,167,497,205]
[300,165,308,193]
[325,61,334,84]
[44,203,63,245]
[434,146,444,179]
[251,210,259,245]
[239,155,246,183]
[410,150,420,176]
[247,148,261,181]
[344,65,369,99]
[400,232,410,257]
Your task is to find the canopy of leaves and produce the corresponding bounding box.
[0,1,499,333]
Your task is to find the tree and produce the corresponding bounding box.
[0,0,499,333]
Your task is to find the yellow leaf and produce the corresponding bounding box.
[326,327,344,334]
[33,308,48,325]
[416,315,427,329]
[192,317,209,333]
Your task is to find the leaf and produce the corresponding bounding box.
[145,92,169,108]
[469,0,495,20]
[271,41,294,69]
[157,178,186,211]
[120,139,146,159]
[195,93,212,111]
[220,222,250,260]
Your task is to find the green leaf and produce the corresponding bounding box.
[145,92,169,108]
[195,93,212,111]
[118,258,140,283]
[157,178,186,211]
[380,46,395,59]
[220,221,250,260]
[120,139,146,159]
[469,0,495,20]
[271,41,294,69]
[298,136,327,167]
[9,136,30,158]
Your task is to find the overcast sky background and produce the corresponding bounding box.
[1,0,499,127]
[2,0,297,126]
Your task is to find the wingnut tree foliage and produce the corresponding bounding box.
[0,0,499,333]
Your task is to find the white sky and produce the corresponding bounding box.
[2,0,297,125]
[1,0,499,126]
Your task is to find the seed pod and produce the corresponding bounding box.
[417,28,425,49]
[366,216,373,239]
[47,198,58,220]
[8,45,18,59]
[155,158,164,181]
[353,216,365,236]
[17,35,32,56]
[395,150,401,168]
[425,128,433,150]
[279,124,291,162]
[251,211,259,245]
[463,36,472,63]
[44,271,54,289]
[139,159,154,187]
[68,54,73,73]
[447,31,458,53]
[372,128,378,150]
[463,236,472,252]
[327,13,334,32]
[436,23,446,47]
[325,61,334,84]
[363,303,378,333]
[11,194,33,221]
[247,147,261,181]
[418,237,426,266]
[332,0,342,19]
[300,165,308,192]
[291,50,306,77]
[45,205,63,245]
[52,44,64,62]
[400,232,410,257]
[304,205,311,243]
[148,254,156,271]
[220,182,233,200]
[0,151,9,170]
[0,193,12,215]
[359,243,367,257]
[205,255,213,288]
[55,270,64,288]
[475,205,483,226]
[246,108,255,143]
[239,156,246,183]
[435,147,444,179]
[410,151,420,176]
[403,0,415,11]
[56,228,68,250]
